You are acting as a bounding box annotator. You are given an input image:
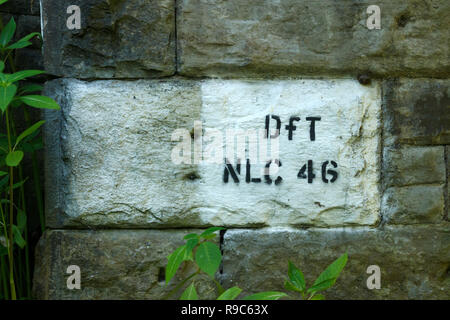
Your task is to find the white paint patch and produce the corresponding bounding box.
[197,80,381,227]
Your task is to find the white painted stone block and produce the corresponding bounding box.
[44,79,381,228]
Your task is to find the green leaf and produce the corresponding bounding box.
[6,150,23,167]
[14,120,45,149]
[17,209,26,231]
[202,233,217,240]
[165,245,187,284]
[0,84,17,112]
[306,278,335,294]
[307,253,348,294]
[0,0,8,6]
[16,32,41,43]
[6,41,31,49]
[288,261,305,292]
[243,291,287,300]
[0,17,16,47]
[195,242,222,278]
[12,226,26,248]
[284,280,302,293]
[19,95,60,110]
[19,84,43,94]
[0,171,7,176]
[13,178,28,190]
[217,286,242,300]
[310,294,325,300]
[7,70,44,83]
[185,238,198,253]
[184,233,199,240]
[200,227,225,238]
[0,61,4,72]
[7,32,41,50]
[180,282,198,300]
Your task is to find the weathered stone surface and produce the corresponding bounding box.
[383,79,450,145]
[221,226,450,300]
[0,0,40,15]
[41,0,175,78]
[177,0,450,78]
[33,229,217,299]
[382,185,445,224]
[15,47,43,70]
[446,146,449,221]
[44,78,381,228]
[383,146,446,187]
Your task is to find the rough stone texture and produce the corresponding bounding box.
[41,0,176,78]
[383,79,450,146]
[383,146,446,188]
[221,226,450,300]
[177,0,450,78]
[446,146,449,221]
[15,47,44,70]
[33,229,217,299]
[44,78,381,228]
[0,0,39,15]
[382,185,445,224]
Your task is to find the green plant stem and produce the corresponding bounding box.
[0,17,18,297]
[0,256,9,299]
[1,203,10,300]
[212,279,224,296]
[15,250,23,297]
[23,109,45,232]
[17,164,31,298]
[162,269,200,300]
[12,115,32,297]
[4,108,16,300]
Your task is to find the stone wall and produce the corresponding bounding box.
[31,0,449,299]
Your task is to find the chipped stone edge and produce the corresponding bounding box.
[43,79,69,228]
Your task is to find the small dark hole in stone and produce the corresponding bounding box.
[190,128,195,139]
[184,172,201,181]
[357,74,371,85]
[397,14,410,27]
[158,267,165,283]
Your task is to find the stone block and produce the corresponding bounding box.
[383,146,446,187]
[382,185,445,224]
[41,0,176,78]
[383,79,450,145]
[221,226,450,300]
[177,0,450,78]
[43,78,381,228]
[0,0,40,16]
[33,229,217,299]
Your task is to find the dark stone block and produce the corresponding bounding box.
[41,0,175,78]
[383,79,450,145]
[0,0,40,16]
